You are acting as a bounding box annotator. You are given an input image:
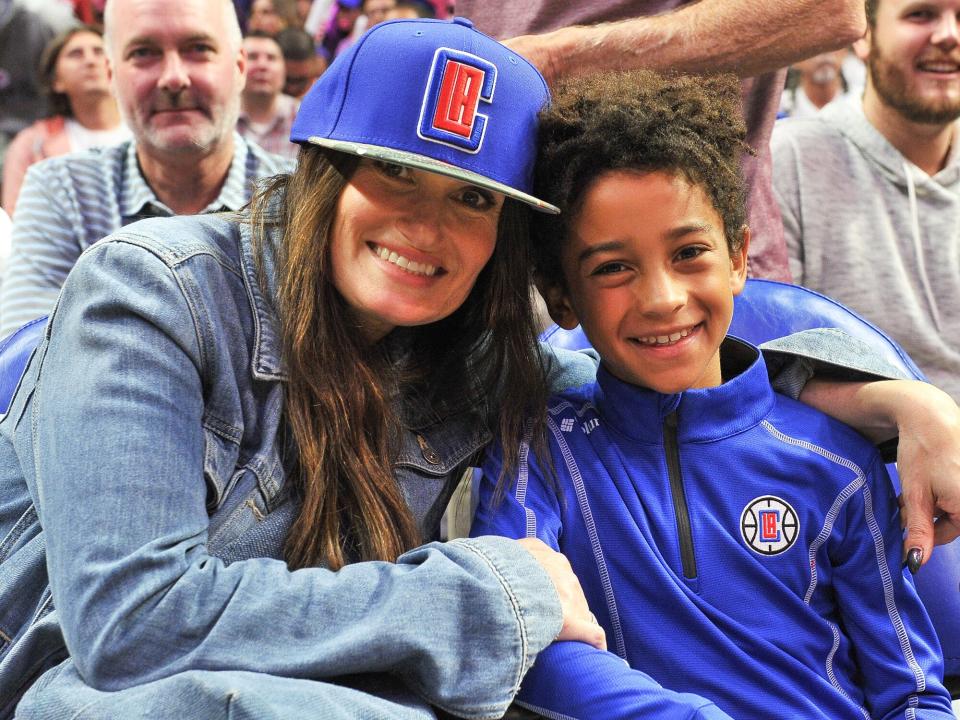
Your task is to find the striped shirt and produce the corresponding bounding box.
[237,94,300,160]
[0,134,293,337]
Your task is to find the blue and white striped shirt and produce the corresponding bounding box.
[0,134,293,337]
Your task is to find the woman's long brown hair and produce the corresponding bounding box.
[249,146,548,570]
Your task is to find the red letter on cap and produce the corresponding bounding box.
[432,60,484,138]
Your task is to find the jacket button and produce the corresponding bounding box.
[416,434,441,465]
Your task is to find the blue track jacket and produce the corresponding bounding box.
[473,340,953,720]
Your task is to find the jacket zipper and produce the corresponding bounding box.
[664,410,697,580]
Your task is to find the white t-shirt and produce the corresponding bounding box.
[65,119,132,153]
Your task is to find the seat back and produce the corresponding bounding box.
[541,279,959,684]
[0,317,46,415]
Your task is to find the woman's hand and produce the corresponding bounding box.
[517,537,607,651]
[800,378,960,567]
[889,382,960,555]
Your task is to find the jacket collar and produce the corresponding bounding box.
[593,337,774,444]
[237,191,286,380]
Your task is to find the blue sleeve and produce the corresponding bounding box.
[518,642,734,720]
[831,454,954,719]
[472,438,734,720]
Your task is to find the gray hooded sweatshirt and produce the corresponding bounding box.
[772,97,960,401]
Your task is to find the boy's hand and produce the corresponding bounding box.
[517,537,607,651]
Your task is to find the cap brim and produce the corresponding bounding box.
[305,137,560,215]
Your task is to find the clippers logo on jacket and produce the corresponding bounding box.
[419,48,496,153]
[740,495,799,555]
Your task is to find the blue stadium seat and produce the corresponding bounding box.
[541,278,960,692]
[0,317,46,415]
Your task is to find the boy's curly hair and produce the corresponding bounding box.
[533,70,751,287]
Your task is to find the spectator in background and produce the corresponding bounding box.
[361,0,394,27]
[772,0,960,402]
[0,0,73,180]
[248,0,300,34]
[238,31,299,160]
[0,0,292,338]
[779,49,851,119]
[387,0,434,19]
[2,25,129,213]
[276,26,325,98]
[318,0,362,61]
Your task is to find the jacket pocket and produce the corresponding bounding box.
[201,425,242,513]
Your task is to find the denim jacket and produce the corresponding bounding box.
[0,209,568,719]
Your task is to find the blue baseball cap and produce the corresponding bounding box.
[290,17,559,214]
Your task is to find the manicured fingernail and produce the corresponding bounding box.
[906,547,923,575]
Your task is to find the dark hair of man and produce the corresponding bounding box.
[532,70,750,290]
[865,0,878,27]
[40,24,103,119]
[248,145,548,570]
[275,26,315,61]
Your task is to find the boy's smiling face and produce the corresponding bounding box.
[542,170,749,394]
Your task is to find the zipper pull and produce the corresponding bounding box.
[416,433,441,465]
[665,409,679,430]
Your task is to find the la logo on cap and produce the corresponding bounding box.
[418,47,497,154]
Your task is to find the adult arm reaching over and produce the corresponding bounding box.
[497,0,866,84]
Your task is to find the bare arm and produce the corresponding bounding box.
[800,378,960,565]
[505,0,866,84]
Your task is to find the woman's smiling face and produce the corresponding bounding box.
[329,159,504,342]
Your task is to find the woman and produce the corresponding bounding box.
[0,17,956,720]
[1,25,129,213]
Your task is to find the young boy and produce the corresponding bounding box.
[471,70,954,719]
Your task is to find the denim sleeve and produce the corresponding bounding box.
[761,327,913,401]
[472,442,733,720]
[29,237,562,719]
[831,454,954,719]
